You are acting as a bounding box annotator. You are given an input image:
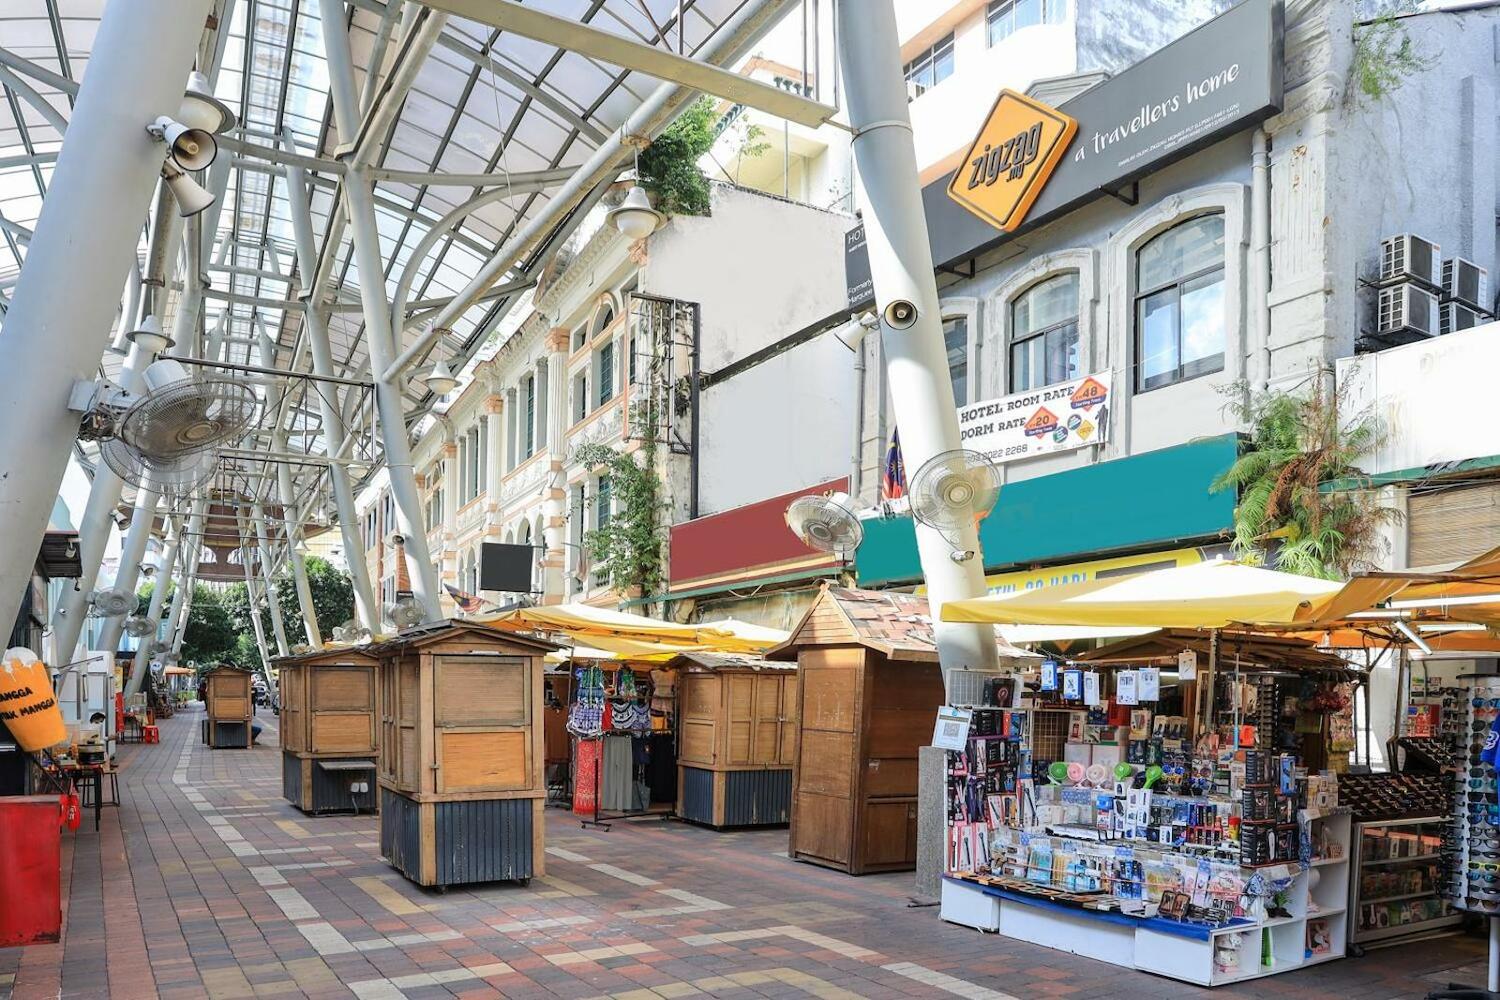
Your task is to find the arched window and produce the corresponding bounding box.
[1009,272,1080,392]
[1135,213,1225,392]
[590,300,615,341]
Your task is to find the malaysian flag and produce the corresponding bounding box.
[444,583,485,614]
[882,429,906,501]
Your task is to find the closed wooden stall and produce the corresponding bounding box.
[771,587,947,875]
[671,652,797,829]
[276,647,379,814]
[372,621,556,888]
[201,666,253,749]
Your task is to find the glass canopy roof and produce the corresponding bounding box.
[0,0,777,520]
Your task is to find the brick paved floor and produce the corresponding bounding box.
[0,705,1489,999]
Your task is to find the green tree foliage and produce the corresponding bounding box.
[636,96,718,216]
[181,586,237,664]
[1350,5,1436,107]
[1211,376,1401,579]
[221,555,357,654]
[573,443,667,597]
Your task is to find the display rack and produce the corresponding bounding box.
[1349,817,1459,949]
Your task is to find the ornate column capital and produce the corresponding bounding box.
[545,326,570,354]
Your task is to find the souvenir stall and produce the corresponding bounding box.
[200,665,253,750]
[565,658,676,828]
[771,586,1036,876]
[371,620,556,888]
[274,646,380,815]
[668,651,797,829]
[936,630,1359,986]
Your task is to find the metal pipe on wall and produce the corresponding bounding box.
[95,481,162,666]
[835,0,998,684]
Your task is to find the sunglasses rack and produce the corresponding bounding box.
[1452,678,1500,918]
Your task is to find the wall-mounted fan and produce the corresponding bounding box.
[384,591,426,630]
[116,359,259,459]
[89,587,135,618]
[908,449,1002,562]
[784,491,863,558]
[123,614,157,638]
[333,619,373,643]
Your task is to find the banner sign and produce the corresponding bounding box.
[840,0,1283,288]
[958,371,1110,463]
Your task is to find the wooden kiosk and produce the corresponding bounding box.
[275,646,380,814]
[770,587,948,875]
[371,620,557,888]
[200,665,253,749]
[669,651,797,828]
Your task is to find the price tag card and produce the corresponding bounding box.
[1177,650,1197,680]
[1139,667,1160,702]
[932,706,973,751]
[1116,670,1139,705]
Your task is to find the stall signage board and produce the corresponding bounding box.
[958,371,1111,463]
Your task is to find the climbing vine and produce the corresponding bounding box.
[1350,4,1436,107]
[1211,376,1401,579]
[637,96,719,216]
[574,441,668,597]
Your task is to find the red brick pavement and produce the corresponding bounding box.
[0,705,1489,998]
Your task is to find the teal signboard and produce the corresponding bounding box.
[855,434,1240,587]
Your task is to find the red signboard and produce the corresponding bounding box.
[669,478,848,590]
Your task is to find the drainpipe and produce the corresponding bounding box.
[850,333,866,502]
[1250,127,1272,393]
[837,0,999,685]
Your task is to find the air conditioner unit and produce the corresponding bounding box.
[1442,257,1488,310]
[1380,233,1440,289]
[1377,283,1439,339]
[1440,301,1483,336]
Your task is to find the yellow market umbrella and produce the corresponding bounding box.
[698,618,791,646]
[942,561,1355,629]
[481,605,785,656]
[543,645,622,664]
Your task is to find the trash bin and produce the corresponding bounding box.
[0,795,62,946]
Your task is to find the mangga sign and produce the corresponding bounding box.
[947,88,1077,232]
[917,547,1206,599]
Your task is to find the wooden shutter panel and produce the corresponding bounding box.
[1408,483,1500,567]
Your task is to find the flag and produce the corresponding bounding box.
[882,429,906,501]
[444,583,485,614]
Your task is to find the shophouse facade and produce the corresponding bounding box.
[358,182,850,616]
[847,0,1500,605]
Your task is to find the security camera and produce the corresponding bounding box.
[949,548,976,563]
[147,116,217,171]
[883,299,919,330]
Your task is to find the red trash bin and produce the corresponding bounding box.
[0,796,62,947]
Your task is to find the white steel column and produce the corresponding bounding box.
[0,0,213,635]
[163,499,207,656]
[49,342,160,663]
[318,0,440,619]
[96,482,162,660]
[281,138,379,631]
[237,523,275,687]
[274,432,324,649]
[251,503,291,656]
[135,513,181,689]
[837,1,998,681]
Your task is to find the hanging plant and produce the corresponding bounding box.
[1349,7,1437,108]
[1211,375,1401,579]
[573,442,668,597]
[636,96,719,217]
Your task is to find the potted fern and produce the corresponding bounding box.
[1211,375,1401,579]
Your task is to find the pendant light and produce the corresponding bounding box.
[424,327,459,396]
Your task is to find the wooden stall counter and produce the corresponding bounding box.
[275,646,380,814]
[201,666,253,750]
[371,620,557,888]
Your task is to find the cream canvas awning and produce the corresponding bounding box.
[941,561,1400,630]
